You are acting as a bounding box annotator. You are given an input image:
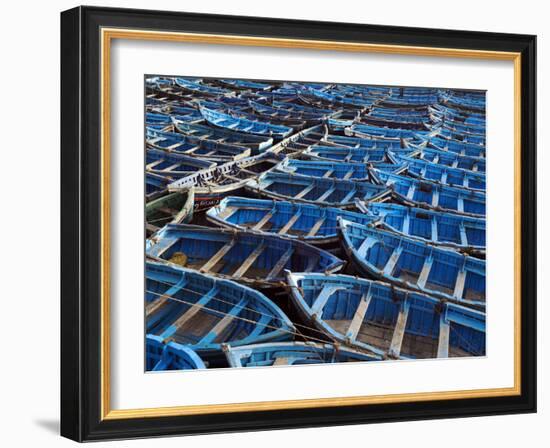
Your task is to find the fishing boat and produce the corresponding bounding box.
[147,128,252,163]
[146,334,206,371]
[409,146,486,172]
[347,123,424,140]
[173,121,274,153]
[246,171,391,209]
[355,201,486,254]
[224,342,381,367]
[206,196,376,245]
[146,172,174,202]
[175,77,235,97]
[324,133,406,148]
[168,152,284,211]
[146,224,344,287]
[268,124,328,157]
[146,188,195,236]
[276,158,405,181]
[395,155,486,191]
[303,145,400,164]
[439,91,486,113]
[370,169,486,216]
[435,126,486,145]
[146,148,215,179]
[249,100,331,121]
[338,219,486,308]
[287,273,485,359]
[145,261,295,351]
[217,78,272,90]
[200,106,293,138]
[300,87,373,109]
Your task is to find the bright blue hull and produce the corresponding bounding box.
[224,342,381,367]
[371,169,486,216]
[338,219,486,308]
[287,273,485,359]
[356,201,486,253]
[247,171,392,209]
[146,224,344,286]
[206,196,376,244]
[146,334,206,370]
[145,262,295,353]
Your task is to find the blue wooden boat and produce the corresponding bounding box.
[276,158,405,181]
[218,78,272,90]
[287,273,485,358]
[370,169,485,216]
[145,262,294,352]
[359,114,429,131]
[206,196,376,245]
[146,112,173,128]
[429,104,485,126]
[355,201,486,254]
[146,334,206,371]
[175,77,235,96]
[409,146,486,173]
[228,107,308,130]
[147,224,344,287]
[249,100,331,121]
[338,220,486,308]
[146,188,195,236]
[348,123,424,140]
[303,145,405,164]
[173,121,274,153]
[146,148,215,178]
[327,117,355,132]
[147,128,252,163]
[323,133,406,149]
[435,126,485,145]
[419,136,486,158]
[440,91,486,113]
[146,172,173,201]
[396,155,486,191]
[430,115,486,135]
[246,171,391,209]
[268,124,327,157]
[168,152,284,211]
[167,106,205,124]
[224,342,381,367]
[270,100,334,115]
[200,106,293,138]
[300,87,373,108]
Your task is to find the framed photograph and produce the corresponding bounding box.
[60,6,537,441]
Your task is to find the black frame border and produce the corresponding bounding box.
[61,6,536,442]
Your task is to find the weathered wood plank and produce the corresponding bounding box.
[437,314,450,358]
[160,287,218,340]
[266,247,294,280]
[252,210,274,230]
[294,183,316,199]
[453,268,467,299]
[233,243,265,278]
[278,211,301,235]
[311,285,345,315]
[199,298,249,344]
[388,301,411,357]
[341,188,357,203]
[417,255,434,289]
[306,216,326,237]
[345,289,373,341]
[200,240,236,273]
[317,187,336,202]
[383,245,403,276]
